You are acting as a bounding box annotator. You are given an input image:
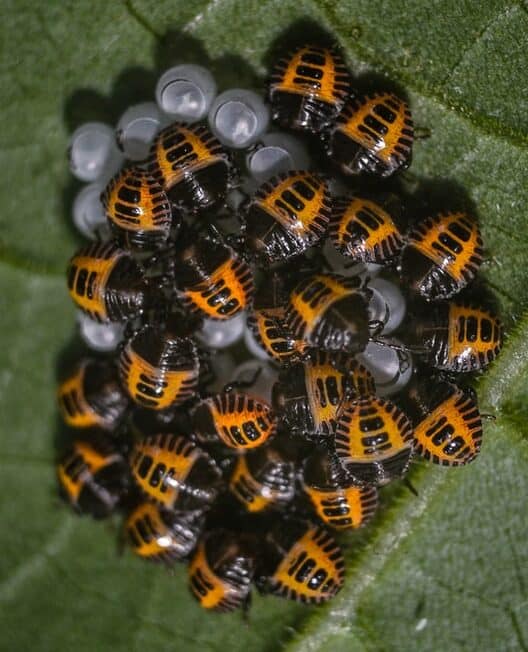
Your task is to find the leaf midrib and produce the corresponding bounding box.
[5,3,527,649]
[280,307,528,651]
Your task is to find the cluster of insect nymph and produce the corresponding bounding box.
[57,38,503,614]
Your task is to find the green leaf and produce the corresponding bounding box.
[1,1,527,651]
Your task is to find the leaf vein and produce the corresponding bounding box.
[505,527,527,599]
[121,0,162,39]
[509,608,528,652]
[0,519,75,604]
[440,3,518,86]
[283,469,449,652]
[426,569,528,652]
[182,0,227,33]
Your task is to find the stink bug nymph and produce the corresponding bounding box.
[400,211,484,300]
[268,44,353,133]
[188,530,256,612]
[129,434,222,511]
[246,270,307,363]
[102,166,176,250]
[334,395,414,485]
[57,435,129,519]
[57,358,128,431]
[410,298,503,373]
[403,377,483,466]
[284,273,372,353]
[147,122,231,213]
[173,229,254,321]
[257,519,345,604]
[119,323,200,410]
[329,192,405,264]
[193,390,277,450]
[272,348,375,439]
[125,501,204,564]
[67,240,154,323]
[229,443,296,512]
[328,91,413,177]
[302,450,379,529]
[243,171,332,265]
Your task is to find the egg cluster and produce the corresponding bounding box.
[57,43,504,612]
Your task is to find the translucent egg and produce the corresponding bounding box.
[368,277,406,335]
[195,312,246,349]
[357,339,413,397]
[156,64,217,122]
[246,131,310,183]
[116,102,164,161]
[77,311,124,352]
[72,183,108,240]
[209,89,270,149]
[69,122,122,182]
[232,359,279,402]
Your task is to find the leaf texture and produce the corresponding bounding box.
[0,1,527,651]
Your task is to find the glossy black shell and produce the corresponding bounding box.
[58,359,129,431]
[188,529,256,612]
[146,122,231,214]
[119,323,200,409]
[272,349,375,440]
[229,444,296,512]
[57,434,129,519]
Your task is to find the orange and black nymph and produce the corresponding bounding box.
[302,450,379,529]
[284,273,372,353]
[243,171,332,265]
[188,530,256,612]
[258,520,345,604]
[272,349,375,439]
[400,211,484,300]
[125,501,204,564]
[57,358,128,431]
[334,395,414,485]
[268,44,353,133]
[411,298,503,373]
[102,166,175,250]
[193,391,277,450]
[328,91,413,177]
[67,240,152,323]
[229,444,296,513]
[404,378,483,466]
[57,435,128,519]
[329,192,404,264]
[147,122,231,213]
[174,231,254,320]
[129,434,222,511]
[246,271,307,363]
[119,323,200,410]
